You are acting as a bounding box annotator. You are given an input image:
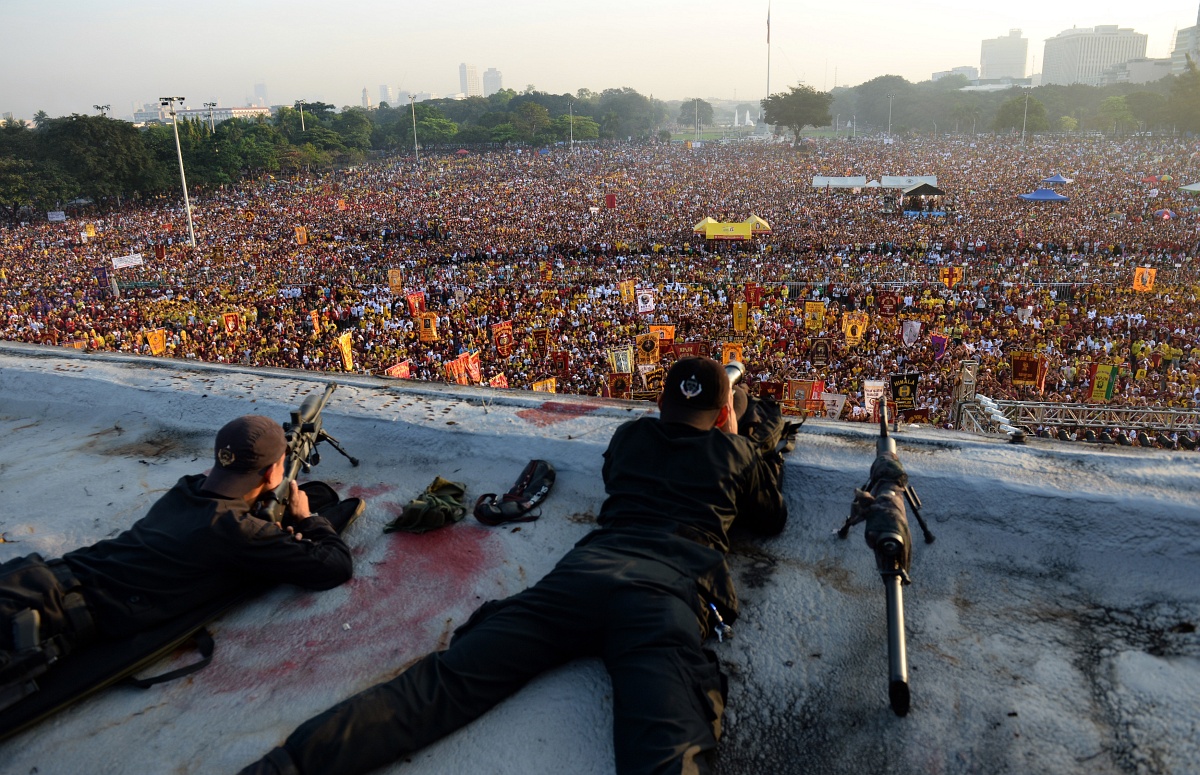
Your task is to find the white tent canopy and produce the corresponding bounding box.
[881,175,938,188]
[812,176,867,189]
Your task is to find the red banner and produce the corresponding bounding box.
[384,360,412,379]
[466,351,482,384]
[492,321,515,357]
[406,292,426,317]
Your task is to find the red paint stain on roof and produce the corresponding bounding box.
[515,401,601,427]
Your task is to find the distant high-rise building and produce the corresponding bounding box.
[1171,5,1200,75]
[1100,58,1173,85]
[932,65,979,81]
[459,64,482,97]
[362,88,371,109]
[483,67,503,97]
[253,82,268,107]
[981,30,1027,79]
[1042,25,1147,86]
[380,85,393,105]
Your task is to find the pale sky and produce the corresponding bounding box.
[1,0,1192,120]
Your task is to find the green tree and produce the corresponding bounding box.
[761,84,833,146]
[1169,59,1200,132]
[512,102,551,141]
[550,114,599,141]
[677,99,714,128]
[41,114,165,202]
[992,93,1047,133]
[1098,96,1137,134]
[1058,115,1079,132]
[1124,92,1167,130]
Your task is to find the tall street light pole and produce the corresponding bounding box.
[93,104,110,117]
[204,102,217,133]
[1021,93,1029,144]
[159,96,196,247]
[887,93,895,138]
[569,100,574,152]
[296,100,306,132]
[410,95,420,163]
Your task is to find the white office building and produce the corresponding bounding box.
[1042,25,1147,86]
[459,64,483,98]
[483,68,503,97]
[1171,5,1200,75]
[981,30,1028,79]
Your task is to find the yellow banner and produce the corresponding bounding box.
[1133,267,1156,292]
[336,332,354,371]
[146,328,167,356]
[419,312,439,342]
[705,222,753,240]
[649,324,675,342]
[805,301,825,332]
[842,311,869,346]
[733,302,748,332]
[636,333,660,364]
[295,225,308,245]
[619,280,636,304]
[85,223,96,237]
[1090,363,1116,402]
[532,377,557,393]
[387,269,404,295]
[721,342,744,364]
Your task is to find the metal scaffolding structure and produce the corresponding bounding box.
[959,397,1200,436]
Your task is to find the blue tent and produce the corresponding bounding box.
[1019,188,1069,201]
[1042,173,1072,184]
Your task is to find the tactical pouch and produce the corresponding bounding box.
[474,460,556,526]
[385,477,468,534]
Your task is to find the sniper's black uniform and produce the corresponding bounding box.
[250,416,787,775]
[1,474,352,657]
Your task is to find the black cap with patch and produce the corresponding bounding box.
[661,356,730,413]
[202,415,287,498]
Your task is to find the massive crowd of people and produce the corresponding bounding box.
[1,135,1198,442]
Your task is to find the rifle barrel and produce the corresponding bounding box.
[885,573,910,716]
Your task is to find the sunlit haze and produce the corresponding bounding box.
[1,0,1191,120]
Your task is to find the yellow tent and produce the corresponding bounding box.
[744,214,772,233]
[693,216,719,234]
[705,222,753,241]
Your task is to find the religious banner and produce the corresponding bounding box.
[1132,267,1156,292]
[931,332,949,360]
[445,356,469,386]
[531,328,550,355]
[863,379,887,419]
[222,312,241,334]
[636,287,656,314]
[890,372,920,411]
[820,392,848,420]
[673,342,704,360]
[649,324,676,343]
[488,373,510,389]
[539,262,553,282]
[146,328,167,356]
[753,382,782,402]
[419,312,439,342]
[607,373,632,399]
[721,342,744,365]
[877,292,898,318]
[938,265,964,288]
[466,351,482,384]
[639,365,664,392]
[1010,351,1041,387]
[842,311,869,347]
[809,338,831,368]
[294,225,308,245]
[310,310,321,332]
[532,377,557,393]
[618,279,636,305]
[902,320,922,347]
[492,320,515,356]
[336,332,354,371]
[550,351,571,377]
[636,333,660,364]
[733,302,748,332]
[154,244,166,260]
[85,223,96,238]
[609,346,635,374]
[336,199,348,211]
[406,291,426,317]
[384,360,412,379]
[745,283,763,308]
[47,210,66,222]
[605,193,617,209]
[387,269,405,295]
[804,301,826,331]
[1088,363,1117,402]
[787,380,826,404]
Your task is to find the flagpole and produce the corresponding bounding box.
[765,1,771,121]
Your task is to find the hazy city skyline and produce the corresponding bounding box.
[2,0,1190,120]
